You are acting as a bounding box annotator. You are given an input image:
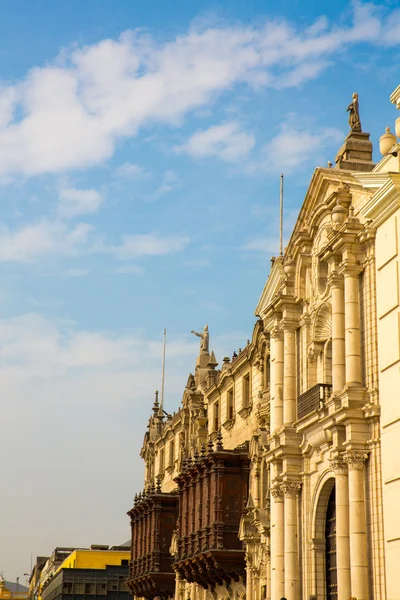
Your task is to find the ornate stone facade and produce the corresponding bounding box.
[130,86,400,600]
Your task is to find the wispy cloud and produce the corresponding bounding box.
[175,122,255,163]
[246,125,343,174]
[0,220,93,263]
[115,264,144,275]
[0,3,397,177]
[114,162,149,179]
[58,187,103,218]
[111,233,190,259]
[63,267,89,277]
[150,170,181,200]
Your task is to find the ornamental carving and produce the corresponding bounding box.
[270,485,284,501]
[281,481,301,498]
[329,456,348,475]
[343,451,369,469]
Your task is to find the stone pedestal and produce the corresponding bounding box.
[335,131,375,172]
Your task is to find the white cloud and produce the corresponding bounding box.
[247,125,343,174]
[115,264,144,274]
[150,169,181,200]
[64,267,89,277]
[114,162,148,179]
[58,187,103,218]
[112,233,190,259]
[0,4,397,177]
[175,122,255,163]
[0,219,93,263]
[241,237,279,253]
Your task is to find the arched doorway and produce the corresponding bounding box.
[325,487,337,599]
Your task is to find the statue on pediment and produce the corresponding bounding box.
[191,324,209,355]
[347,92,362,132]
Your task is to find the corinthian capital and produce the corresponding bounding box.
[270,484,284,501]
[343,451,368,470]
[281,481,301,498]
[329,456,348,475]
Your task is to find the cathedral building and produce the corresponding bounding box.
[127,85,400,600]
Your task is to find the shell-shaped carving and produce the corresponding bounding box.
[313,303,332,342]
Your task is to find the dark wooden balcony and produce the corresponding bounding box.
[297,383,332,419]
[172,436,250,590]
[127,485,179,600]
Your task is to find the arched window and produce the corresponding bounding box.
[325,486,337,599]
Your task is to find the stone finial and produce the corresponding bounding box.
[216,430,224,451]
[156,476,162,492]
[152,390,160,415]
[379,127,397,156]
[207,350,218,369]
[200,443,206,457]
[207,438,214,454]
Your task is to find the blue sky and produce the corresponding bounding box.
[0,0,399,581]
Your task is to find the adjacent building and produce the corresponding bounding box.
[30,546,131,600]
[128,85,400,600]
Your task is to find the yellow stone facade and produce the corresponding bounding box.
[139,85,400,600]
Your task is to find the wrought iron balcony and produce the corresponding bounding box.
[297,383,332,419]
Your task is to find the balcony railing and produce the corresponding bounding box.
[297,383,332,419]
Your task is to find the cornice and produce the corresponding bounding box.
[360,172,400,227]
[254,256,285,319]
[390,85,400,107]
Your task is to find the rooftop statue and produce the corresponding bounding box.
[347,92,362,132]
[191,324,209,355]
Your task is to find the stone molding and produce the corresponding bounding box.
[281,481,301,498]
[343,451,369,470]
[329,456,348,475]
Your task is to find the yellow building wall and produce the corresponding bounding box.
[58,550,130,571]
[375,207,400,600]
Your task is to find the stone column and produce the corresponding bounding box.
[282,320,297,425]
[330,457,351,600]
[270,484,284,599]
[282,481,301,600]
[246,556,253,600]
[343,266,362,386]
[329,272,346,394]
[271,328,284,432]
[344,451,369,600]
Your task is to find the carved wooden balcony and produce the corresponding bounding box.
[172,437,250,590]
[127,485,179,600]
[297,383,332,419]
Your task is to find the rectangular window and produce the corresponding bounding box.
[213,402,219,432]
[169,439,175,467]
[243,374,250,408]
[159,448,165,474]
[227,389,234,420]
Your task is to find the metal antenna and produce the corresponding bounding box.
[279,173,284,256]
[160,328,166,411]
